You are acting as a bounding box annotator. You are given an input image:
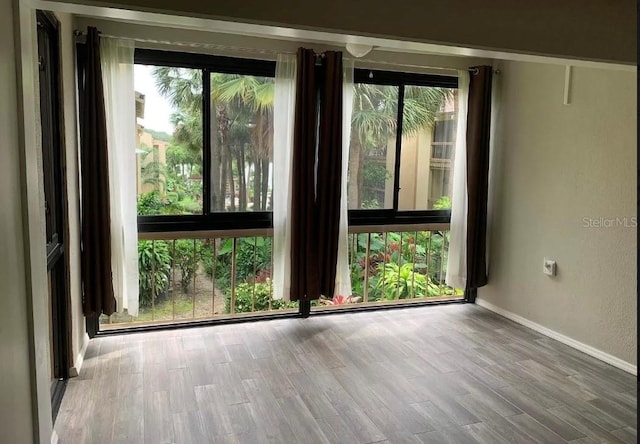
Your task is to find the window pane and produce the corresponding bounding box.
[135,65,203,216]
[210,73,275,212]
[398,86,457,211]
[348,83,399,210]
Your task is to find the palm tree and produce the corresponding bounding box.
[151,66,451,212]
[210,74,274,211]
[348,84,453,208]
[153,67,275,212]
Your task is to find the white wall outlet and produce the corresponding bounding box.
[543,258,556,276]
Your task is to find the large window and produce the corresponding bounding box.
[135,52,458,232]
[134,50,275,232]
[348,69,458,225]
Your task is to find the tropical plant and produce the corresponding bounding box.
[348,84,453,208]
[151,66,451,213]
[433,195,452,210]
[318,294,362,305]
[166,144,201,178]
[225,280,296,313]
[202,236,272,288]
[374,262,438,300]
[172,239,202,293]
[139,146,168,189]
[137,240,171,307]
[137,191,163,215]
[152,67,275,212]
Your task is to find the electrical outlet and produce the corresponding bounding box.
[543,258,556,276]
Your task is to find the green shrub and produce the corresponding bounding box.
[172,239,202,293]
[433,196,451,210]
[137,191,163,215]
[203,237,272,287]
[138,240,171,307]
[225,280,297,313]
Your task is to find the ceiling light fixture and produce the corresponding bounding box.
[345,43,374,58]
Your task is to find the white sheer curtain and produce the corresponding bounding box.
[272,54,297,301]
[445,70,470,290]
[101,38,139,316]
[334,59,354,297]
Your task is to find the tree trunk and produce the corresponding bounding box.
[348,134,361,208]
[260,158,269,210]
[236,146,246,211]
[253,156,261,210]
[220,135,230,211]
[226,143,235,211]
[210,103,223,211]
[358,141,365,206]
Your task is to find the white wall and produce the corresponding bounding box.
[480,61,637,367]
[0,0,37,442]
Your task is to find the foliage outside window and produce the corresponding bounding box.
[348,71,458,217]
[105,51,464,327]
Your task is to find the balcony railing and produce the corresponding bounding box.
[100,224,462,329]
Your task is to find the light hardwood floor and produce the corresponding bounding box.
[55,303,637,443]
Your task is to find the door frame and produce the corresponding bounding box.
[36,9,72,422]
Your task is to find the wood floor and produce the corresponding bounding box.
[55,304,637,444]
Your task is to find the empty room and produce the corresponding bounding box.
[1,0,636,443]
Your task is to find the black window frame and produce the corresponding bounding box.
[128,50,458,232]
[348,68,458,227]
[133,49,276,233]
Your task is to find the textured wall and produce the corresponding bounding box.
[0,0,36,441]
[480,61,637,366]
[61,0,636,64]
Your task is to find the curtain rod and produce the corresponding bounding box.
[73,29,493,74]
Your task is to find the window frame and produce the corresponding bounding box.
[128,50,458,232]
[134,49,276,233]
[348,68,458,227]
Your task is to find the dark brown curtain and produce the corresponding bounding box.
[79,27,116,316]
[466,65,493,291]
[316,51,343,298]
[290,48,320,303]
[290,48,344,303]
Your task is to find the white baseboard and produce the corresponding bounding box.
[476,298,637,376]
[69,333,90,377]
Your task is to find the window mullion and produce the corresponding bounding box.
[392,84,405,211]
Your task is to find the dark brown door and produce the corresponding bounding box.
[37,10,71,422]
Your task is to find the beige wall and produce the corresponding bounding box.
[63,0,635,64]
[59,12,88,375]
[138,131,169,194]
[0,0,37,442]
[480,61,637,366]
[73,17,490,73]
[398,127,433,210]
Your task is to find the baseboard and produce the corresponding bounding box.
[69,333,89,377]
[51,430,59,444]
[476,298,637,376]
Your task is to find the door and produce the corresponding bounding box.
[37,10,71,422]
